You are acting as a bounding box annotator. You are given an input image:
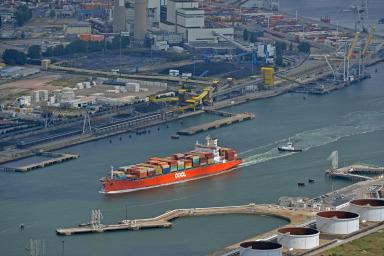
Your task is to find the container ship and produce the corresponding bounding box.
[100,137,241,194]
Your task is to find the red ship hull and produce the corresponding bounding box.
[101,159,241,194]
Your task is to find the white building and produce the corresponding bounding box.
[159,0,234,43]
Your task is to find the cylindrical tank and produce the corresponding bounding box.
[349,199,384,222]
[316,211,359,235]
[134,0,147,40]
[277,227,319,250]
[239,241,282,256]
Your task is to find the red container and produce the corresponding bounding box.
[79,33,91,41]
[90,34,104,42]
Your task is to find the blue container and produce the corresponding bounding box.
[162,167,171,174]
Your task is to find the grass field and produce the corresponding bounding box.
[320,229,384,256]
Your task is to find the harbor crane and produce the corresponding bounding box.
[343,32,360,83]
[359,25,375,76]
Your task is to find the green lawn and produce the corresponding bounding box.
[320,229,384,256]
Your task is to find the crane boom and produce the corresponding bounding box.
[363,26,375,56]
[347,32,360,60]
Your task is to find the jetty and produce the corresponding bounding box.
[326,164,384,181]
[177,112,255,135]
[56,203,315,236]
[0,152,79,172]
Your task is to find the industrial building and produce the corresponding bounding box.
[112,0,161,37]
[159,0,234,43]
[277,227,319,250]
[316,211,360,235]
[349,199,384,222]
[239,241,282,256]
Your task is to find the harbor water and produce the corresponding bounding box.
[280,0,384,35]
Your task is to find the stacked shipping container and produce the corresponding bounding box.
[112,149,235,180]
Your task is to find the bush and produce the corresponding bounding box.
[14,4,32,26]
[298,42,311,53]
[2,49,27,65]
[27,45,41,59]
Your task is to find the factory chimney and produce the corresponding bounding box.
[134,0,148,40]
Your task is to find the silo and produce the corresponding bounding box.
[134,0,147,40]
[316,211,359,235]
[349,199,384,222]
[277,227,319,250]
[239,241,282,256]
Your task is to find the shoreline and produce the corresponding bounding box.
[1,59,383,165]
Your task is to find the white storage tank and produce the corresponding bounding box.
[277,227,319,250]
[240,241,282,256]
[349,199,384,222]
[316,211,359,235]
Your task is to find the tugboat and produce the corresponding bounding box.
[278,140,302,152]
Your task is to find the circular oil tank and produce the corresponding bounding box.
[239,241,282,256]
[277,227,319,250]
[316,211,359,235]
[349,199,384,222]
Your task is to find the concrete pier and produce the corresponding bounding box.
[177,112,255,135]
[0,152,79,172]
[56,203,315,236]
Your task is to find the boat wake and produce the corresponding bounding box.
[240,110,384,168]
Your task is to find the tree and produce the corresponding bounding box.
[298,42,311,53]
[53,44,65,56]
[289,42,293,51]
[42,47,54,57]
[249,33,257,43]
[275,41,287,52]
[28,45,41,59]
[49,10,56,19]
[14,4,32,26]
[2,49,27,65]
[243,29,249,41]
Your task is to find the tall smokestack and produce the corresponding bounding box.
[134,0,147,40]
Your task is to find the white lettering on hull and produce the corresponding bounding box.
[174,172,187,179]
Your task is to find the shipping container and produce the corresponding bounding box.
[154,166,163,175]
[173,153,185,159]
[79,33,91,41]
[148,169,156,176]
[162,167,171,174]
[127,174,138,179]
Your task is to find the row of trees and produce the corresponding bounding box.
[15,4,32,26]
[43,36,130,57]
[2,49,27,65]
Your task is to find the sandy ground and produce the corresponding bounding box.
[0,73,65,103]
[0,71,167,104]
